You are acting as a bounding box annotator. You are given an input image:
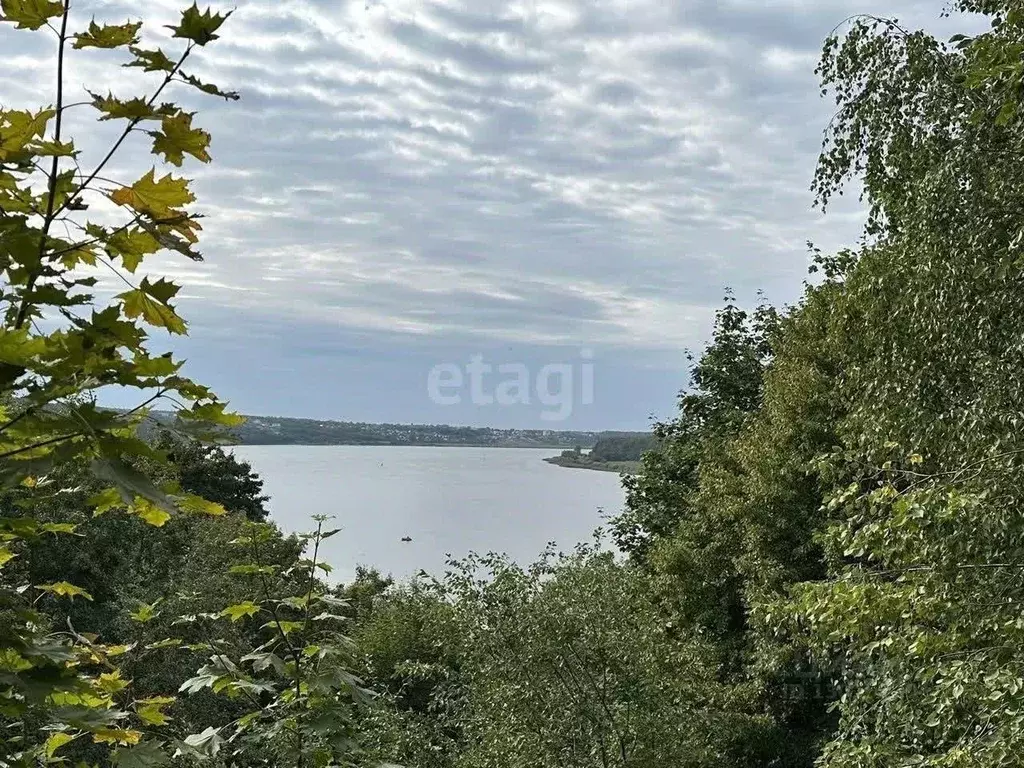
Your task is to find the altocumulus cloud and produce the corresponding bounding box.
[0,0,959,428]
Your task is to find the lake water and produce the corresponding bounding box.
[232,446,626,583]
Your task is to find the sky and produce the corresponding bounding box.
[0,0,970,430]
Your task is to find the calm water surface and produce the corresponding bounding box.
[232,446,625,582]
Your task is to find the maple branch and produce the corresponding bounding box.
[47,212,146,259]
[56,43,195,222]
[15,0,70,330]
[0,432,83,460]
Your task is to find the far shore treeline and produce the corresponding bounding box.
[146,410,649,449]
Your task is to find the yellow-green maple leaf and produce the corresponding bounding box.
[130,601,160,623]
[95,670,130,694]
[86,223,161,272]
[131,498,171,527]
[32,138,76,157]
[89,487,125,516]
[0,328,48,366]
[150,112,211,166]
[92,728,142,746]
[180,401,244,427]
[73,19,141,49]
[177,494,226,517]
[89,92,174,122]
[125,45,176,73]
[37,581,93,601]
[109,169,194,219]
[58,244,98,269]
[221,601,260,622]
[136,696,174,726]
[118,278,187,335]
[168,3,230,45]
[44,732,77,759]
[0,0,63,30]
[0,108,54,160]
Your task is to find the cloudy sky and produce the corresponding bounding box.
[1,0,968,430]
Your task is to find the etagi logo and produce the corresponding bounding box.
[427,350,595,422]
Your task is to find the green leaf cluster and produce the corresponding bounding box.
[0,2,274,765]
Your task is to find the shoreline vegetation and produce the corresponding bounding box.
[543,454,643,474]
[544,434,657,474]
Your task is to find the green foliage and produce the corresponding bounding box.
[596,7,1024,765]
[158,433,270,522]
[174,517,369,767]
[612,297,778,564]
[447,548,744,768]
[0,0,238,489]
[72,20,141,50]
[603,288,840,767]
[547,436,656,474]
[776,3,1024,765]
[0,3,365,765]
[1,451,365,766]
[594,4,1024,767]
[7,1,1024,767]
[356,546,754,768]
[588,435,657,463]
[0,0,63,31]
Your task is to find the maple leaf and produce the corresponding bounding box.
[86,224,161,272]
[110,169,194,219]
[177,494,227,517]
[89,92,174,122]
[44,732,77,759]
[131,352,181,378]
[36,581,93,601]
[73,19,141,49]
[32,138,76,157]
[89,487,125,516]
[136,696,174,727]
[129,601,160,623]
[180,72,239,101]
[0,108,54,161]
[179,401,244,427]
[124,46,176,73]
[40,522,79,535]
[220,601,260,622]
[149,112,211,166]
[111,740,170,768]
[140,276,180,303]
[138,219,202,261]
[93,729,143,747]
[0,0,63,30]
[57,243,98,269]
[131,498,171,527]
[158,213,202,245]
[167,3,231,46]
[96,670,130,694]
[117,277,187,335]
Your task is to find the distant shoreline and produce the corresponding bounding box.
[224,414,647,450]
[139,408,649,450]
